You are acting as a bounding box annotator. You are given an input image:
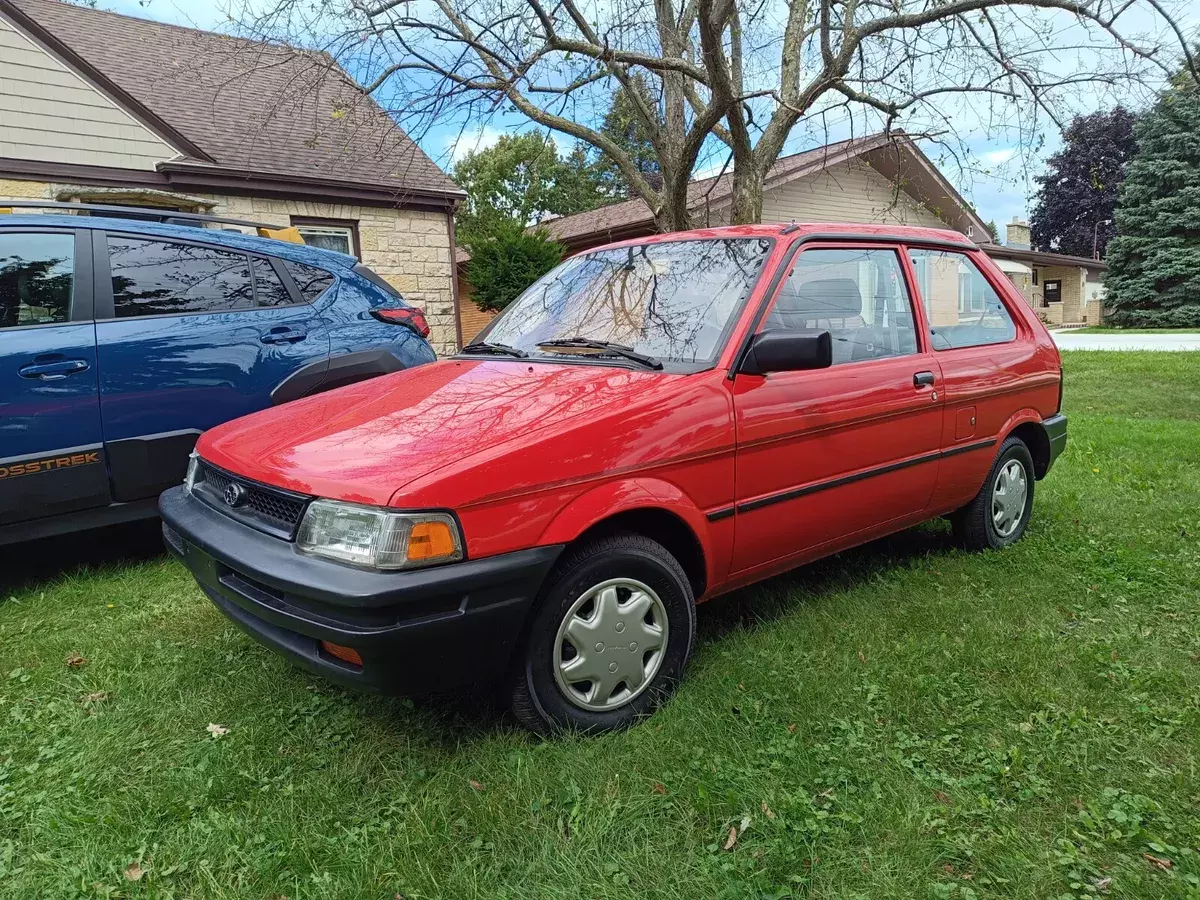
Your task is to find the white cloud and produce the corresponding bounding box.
[980,148,1017,166]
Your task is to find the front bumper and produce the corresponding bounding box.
[1044,413,1068,474]
[159,486,562,696]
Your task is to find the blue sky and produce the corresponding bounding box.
[105,0,1196,236]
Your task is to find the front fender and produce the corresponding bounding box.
[537,478,718,590]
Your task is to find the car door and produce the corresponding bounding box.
[93,230,330,502]
[906,247,1039,512]
[0,227,110,526]
[730,243,944,575]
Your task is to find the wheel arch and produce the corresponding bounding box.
[271,348,407,405]
[538,480,710,600]
[1000,411,1052,479]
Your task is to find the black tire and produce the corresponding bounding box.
[510,532,696,735]
[951,436,1036,551]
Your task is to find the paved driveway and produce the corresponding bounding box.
[1051,331,1200,351]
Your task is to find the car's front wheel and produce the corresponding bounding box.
[510,533,695,735]
[952,435,1036,550]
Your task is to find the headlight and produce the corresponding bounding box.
[184,452,201,493]
[296,500,463,570]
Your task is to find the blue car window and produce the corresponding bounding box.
[283,261,333,303]
[108,236,253,318]
[252,257,292,307]
[0,232,74,328]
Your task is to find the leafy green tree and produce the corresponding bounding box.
[1030,108,1138,259]
[985,220,999,242]
[463,222,564,312]
[453,133,605,246]
[590,75,661,197]
[1105,71,1200,327]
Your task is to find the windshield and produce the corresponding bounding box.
[479,238,773,365]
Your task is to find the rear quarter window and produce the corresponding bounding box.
[284,261,334,303]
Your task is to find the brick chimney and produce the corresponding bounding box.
[1006,216,1031,249]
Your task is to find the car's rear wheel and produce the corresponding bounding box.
[510,532,695,735]
[952,436,1035,550]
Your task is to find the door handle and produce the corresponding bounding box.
[18,358,89,381]
[913,371,936,388]
[261,327,306,344]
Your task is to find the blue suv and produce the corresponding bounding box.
[0,209,436,545]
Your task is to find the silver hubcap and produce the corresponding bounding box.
[553,578,669,712]
[992,459,1028,537]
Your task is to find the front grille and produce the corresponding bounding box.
[195,461,310,538]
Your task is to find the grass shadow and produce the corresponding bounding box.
[696,518,955,643]
[0,518,166,594]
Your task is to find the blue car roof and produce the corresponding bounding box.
[0,214,359,270]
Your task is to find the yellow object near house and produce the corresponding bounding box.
[256,225,305,244]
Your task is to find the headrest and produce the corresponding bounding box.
[789,277,863,318]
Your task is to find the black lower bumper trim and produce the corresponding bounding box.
[1044,413,1067,474]
[160,486,563,696]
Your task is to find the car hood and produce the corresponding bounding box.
[197,358,670,505]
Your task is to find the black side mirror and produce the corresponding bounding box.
[740,330,832,375]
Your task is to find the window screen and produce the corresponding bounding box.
[107,236,253,318]
[766,248,918,365]
[908,249,1016,350]
[284,261,334,303]
[253,257,293,307]
[0,232,74,329]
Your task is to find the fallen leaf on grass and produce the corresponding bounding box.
[1143,853,1172,870]
[124,863,145,882]
[723,826,738,850]
[81,691,109,705]
[857,650,867,663]
[65,651,87,668]
[1094,876,1112,892]
[934,790,953,805]
[761,801,775,820]
[652,782,666,795]
[206,723,229,738]
[468,779,483,791]
[786,723,797,734]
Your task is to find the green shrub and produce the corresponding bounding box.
[464,223,564,312]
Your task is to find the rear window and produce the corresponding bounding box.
[108,236,253,318]
[284,261,334,303]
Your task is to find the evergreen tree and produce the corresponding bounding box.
[985,220,999,242]
[591,75,661,197]
[463,221,564,312]
[1030,108,1138,259]
[1105,71,1200,327]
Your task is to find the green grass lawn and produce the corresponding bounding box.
[1064,326,1200,335]
[2,352,1199,899]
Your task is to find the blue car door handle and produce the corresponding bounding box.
[261,327,307,344]
[18,358,90,381]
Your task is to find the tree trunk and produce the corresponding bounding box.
[727,164,764,225]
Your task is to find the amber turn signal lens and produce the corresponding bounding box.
[407,520,457,561]
[320,641,363,667]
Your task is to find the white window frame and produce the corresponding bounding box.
[294,224,356,258]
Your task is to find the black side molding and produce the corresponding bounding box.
[271,348,407,405]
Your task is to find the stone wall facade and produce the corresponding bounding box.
[2,178,460,355]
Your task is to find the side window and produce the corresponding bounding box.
[107,236,253,318]
[0,232,74,329]
[252,258,294,307]
[908,249,1016,350]
[765,248,918,365]
[284,261,334,303]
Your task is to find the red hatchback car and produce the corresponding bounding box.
[161,223,1066,733]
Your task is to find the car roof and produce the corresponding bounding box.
[578,221,978,255]
[0,214,358,270]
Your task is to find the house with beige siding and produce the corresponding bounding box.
[0,0,465,355]
[457,133,1104,339]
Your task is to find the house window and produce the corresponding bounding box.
[292,220,358,258]
[1032,268,1039,286]
[1044,280,1062,303]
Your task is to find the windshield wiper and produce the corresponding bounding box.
[460,341,528,358]
[536,338,663,370]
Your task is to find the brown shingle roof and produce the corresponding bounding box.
[538,134,892,244]
[6,0,461,199]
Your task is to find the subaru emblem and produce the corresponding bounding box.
[223,482,248,507]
